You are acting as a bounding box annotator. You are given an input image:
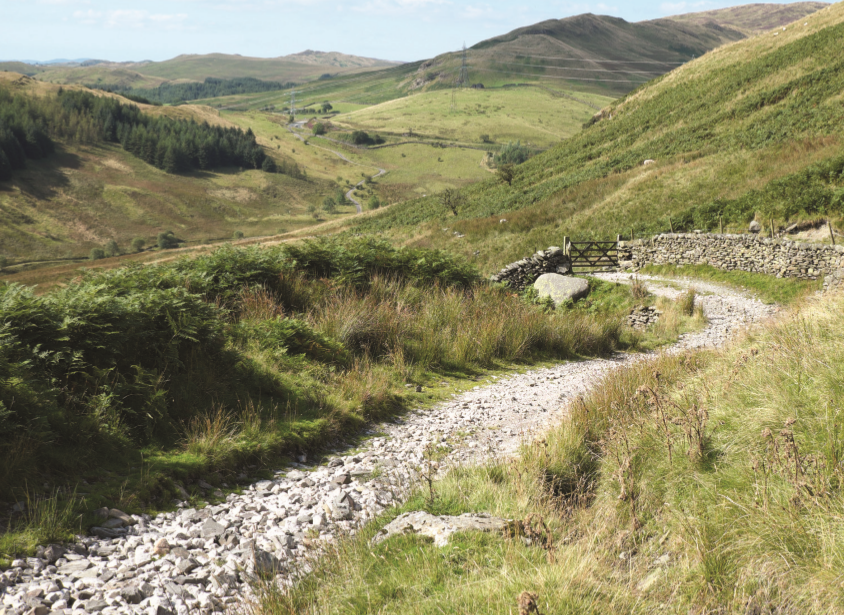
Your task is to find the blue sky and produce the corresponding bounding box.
[0,0,821,63]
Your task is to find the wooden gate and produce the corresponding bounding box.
[564,238,619,273]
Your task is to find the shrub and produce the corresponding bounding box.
[322,197,336,213]
[261,157,277,173]
[130,237,145,253]
[313,123,326,136]
[493,141,531,166]
[104,239,119,257]
[232,230,245,240]
[157,230,178,250]
[89,248,105,260]
[368,196,381,210]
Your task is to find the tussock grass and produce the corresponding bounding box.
[276,288,844,613]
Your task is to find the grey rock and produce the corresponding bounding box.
[26,607,49,615]
[176,558,200,574]
[42,545,65,564]
[374,511,509,547]
[331,473,351,485]
[108,509,136,526]
[57,559,90,574]
[92,507,109,520]
[533,273,589,306]
[149,607,175,615]
[119,586,144,605]
[90,527,121,539]
[83,598,108,612]
[170,546,190,559]
[252,547,281,578]
[749,220,762,233]
[199,518,226,538]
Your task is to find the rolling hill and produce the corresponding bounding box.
[0,73,360,266]
[665,1,828,34]
[348,2,844,273]
[213,2,827,113]
[7,52,401,91]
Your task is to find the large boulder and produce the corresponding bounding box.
[373,512,509,547]
[749,220,762,233]
[533,274,589,306]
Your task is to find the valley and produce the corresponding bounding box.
[2,2,844,614]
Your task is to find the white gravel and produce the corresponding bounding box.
[0,276,776,615]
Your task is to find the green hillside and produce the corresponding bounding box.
[350,2,844,273]
[0,74,360,266]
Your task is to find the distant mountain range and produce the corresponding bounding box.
[0,2,828,99]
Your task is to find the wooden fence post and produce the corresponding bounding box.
[719,216,723,235]
[668,217,674,233]
[830,221,837,246]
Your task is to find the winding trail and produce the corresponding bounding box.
[0,276,776,615]
[283,122,384,214]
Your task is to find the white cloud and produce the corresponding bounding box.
[72,8,189,29]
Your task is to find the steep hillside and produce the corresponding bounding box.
[350,3,844,272]
[666,1,828,35]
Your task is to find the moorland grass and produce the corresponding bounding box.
[272,289,844,614]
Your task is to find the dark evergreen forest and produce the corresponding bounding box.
[0,86,281,179]
[96,77,293,105]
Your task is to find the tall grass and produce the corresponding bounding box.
[272,292,844,614]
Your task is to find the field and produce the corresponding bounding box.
[331,87,612,149]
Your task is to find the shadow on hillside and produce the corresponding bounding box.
[0,146,81,199]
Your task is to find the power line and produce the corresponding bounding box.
[489,61,666,75]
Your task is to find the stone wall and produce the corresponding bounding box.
[618,233,844,291]
[489,246,571,290]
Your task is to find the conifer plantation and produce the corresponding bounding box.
[0,86,272,179]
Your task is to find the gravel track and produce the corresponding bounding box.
[0,276,776,615]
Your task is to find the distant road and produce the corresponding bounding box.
[284,120,385,213]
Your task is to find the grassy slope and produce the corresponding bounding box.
[330,87,613,149]
[0,75,358,264]
[345,3,844,275]
[271,290,844,614]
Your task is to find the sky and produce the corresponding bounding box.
[0,0,822,63]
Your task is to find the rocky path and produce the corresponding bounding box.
[0,276,776,615]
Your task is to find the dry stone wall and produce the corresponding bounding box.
[617,233,844,291]
[489,246,571,290]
